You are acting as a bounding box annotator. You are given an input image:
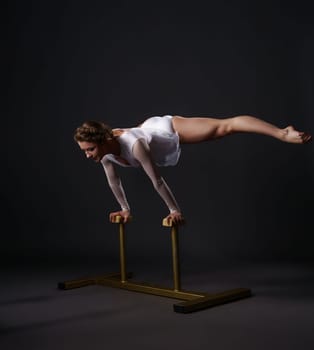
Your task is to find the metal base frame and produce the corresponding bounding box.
[58,217,251,313]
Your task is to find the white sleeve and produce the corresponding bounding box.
[102,158,130,211]
[132,139,181,213]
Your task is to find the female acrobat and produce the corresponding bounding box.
[74,114,311,224]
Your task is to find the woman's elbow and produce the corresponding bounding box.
[152,177,164,190]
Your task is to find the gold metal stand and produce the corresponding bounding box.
[58,216,251,313]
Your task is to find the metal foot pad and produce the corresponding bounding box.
[58,272,133,290]
[173,288,252,313]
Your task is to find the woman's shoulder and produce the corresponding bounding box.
[112,128,130,137]
[115,127,149,140]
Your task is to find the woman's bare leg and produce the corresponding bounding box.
[172,115,312,144]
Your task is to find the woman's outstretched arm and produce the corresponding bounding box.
[132,139,184,225]
[102,158,131,223]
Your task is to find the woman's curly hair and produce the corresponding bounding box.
[74,121,113,144]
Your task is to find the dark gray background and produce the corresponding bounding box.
[6,0,314,267]
[3,2,314,349]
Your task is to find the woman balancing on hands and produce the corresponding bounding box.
[74,114,311,225]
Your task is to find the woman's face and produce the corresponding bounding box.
[77,141,108,162]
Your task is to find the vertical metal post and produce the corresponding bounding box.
[171,225,181,291]
[119,222,127,283]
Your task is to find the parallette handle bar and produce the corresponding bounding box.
[111,215,132,282]
[162,218,182,292]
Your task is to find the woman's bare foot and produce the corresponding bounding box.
[282,126,312,144]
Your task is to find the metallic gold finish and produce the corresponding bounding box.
[112,216,132,224]
[162,217,172,227]
[173,288,252,313]
[58,215,252,313]
[171,226,181,291]
[58,273,133,290]
[119,222,127,283]
[97,278,205,300]
[58,278,96,290]
[113,215,132,283]
[163,218,182,291]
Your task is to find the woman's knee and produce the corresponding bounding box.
[216,118,234,137]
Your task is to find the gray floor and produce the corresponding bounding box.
[1,261,314,350]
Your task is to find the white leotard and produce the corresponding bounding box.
[104,115,181,167]
[100,115,181,213]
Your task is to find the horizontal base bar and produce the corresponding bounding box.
[58,272,251,313]
[173,288,252,313]
[58,272,133,290]
[98,276,206,300]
